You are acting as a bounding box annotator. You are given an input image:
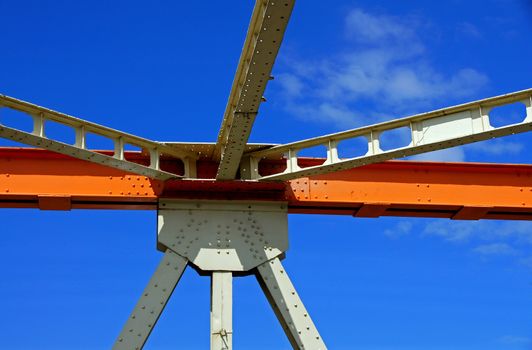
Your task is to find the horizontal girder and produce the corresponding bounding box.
[0,148,529,220]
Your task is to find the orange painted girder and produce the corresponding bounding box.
[288,160,532,220]
[0,148,530,220]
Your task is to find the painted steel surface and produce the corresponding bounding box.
[0,148,529,220]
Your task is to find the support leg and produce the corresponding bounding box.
[256,257,327,350]
[113,250,188,350]
[211,271,233,350]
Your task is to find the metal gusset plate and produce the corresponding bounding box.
[0,94,198,180]
[214,0,295,179]
[246,88,532,181]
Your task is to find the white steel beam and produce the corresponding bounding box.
[211,272,233,350]
[257,257,326,350]
[0,94,197,180]
[214,0,295,179]
[245,88,532,181]
[113,250,188,350]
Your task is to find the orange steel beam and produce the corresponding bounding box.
[286,159,532,220]
[0,148,530,220]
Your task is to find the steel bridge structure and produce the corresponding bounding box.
[0,1,531,349]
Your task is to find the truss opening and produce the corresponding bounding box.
[379,126,411,152]
[337,136,368,159]
[488,101,527,128]
[85,132,115,155]
[45,120,76,145]
[296,145,327,168]
[0,107,33,133]
[123,143,150,166]
[124,143,142,152]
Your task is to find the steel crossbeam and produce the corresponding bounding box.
[245,89,532,180]
[214,0,295,179]
[0,95,197,180]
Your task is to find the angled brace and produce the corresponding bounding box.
[113,250,188,350]
[256,257,327,350]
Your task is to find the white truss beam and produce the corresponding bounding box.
[113,250,188,350]
[214,0,295,179]
[0,95,197,180]
[256,257,326,350]
[245,89,532,181]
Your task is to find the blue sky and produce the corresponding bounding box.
[0,1,531,349]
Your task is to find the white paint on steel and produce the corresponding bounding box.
[157,200,288,271]
[257,257,327,350]
[113,250,188,350]
[215,0,295,179]
[211,272,233,350]
[0,94,197,180]
[245,89,532,181]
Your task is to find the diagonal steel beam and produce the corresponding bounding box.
[256,257,326,350]
[245,88,532,181]
[113,250,188,350]
[214,0,295,180]
[0,94,197,180]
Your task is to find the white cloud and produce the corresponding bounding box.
[457,22,483,39]
[423,220,477,242]
[410,148,466,162]
[277,73,304,98]
[345,9,416,43]
[473,243,518,256]
[465,139,524,156]
[276,7,489,131]
[422,220,532,244]
[384,221,413,239]
[274,6,523,161]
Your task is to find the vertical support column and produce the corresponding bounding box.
[211,271,233,350]
[256,257,327,350]
[113,250,188,350]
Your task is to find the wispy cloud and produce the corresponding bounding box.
[498,335,532,345]
[276,8,489,129]
[473,243,518,256]
[457,22,483,39]
[410,148,466,162]
[380,220,532,269]
[384,221,413,239]
[422,220,532,244]
[464,139,524,156]
[276,7,524,161]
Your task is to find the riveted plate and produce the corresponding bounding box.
[157,200,288,271]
